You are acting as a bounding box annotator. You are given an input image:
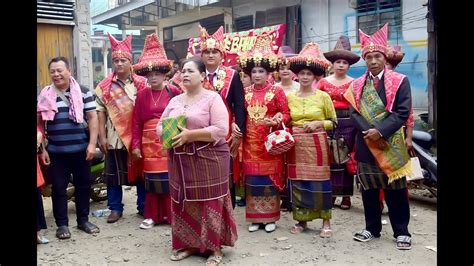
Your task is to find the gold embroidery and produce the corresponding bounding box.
[245,86,276,122]
[214,68,227,92]
[247,100,268,122]
[206,39,216,49]
[368,42,375,52]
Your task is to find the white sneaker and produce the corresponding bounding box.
[248,223,260,232]
[139,218,155,229]
[265,223,276,233]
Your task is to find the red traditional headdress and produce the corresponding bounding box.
[287,42,331,76]
[237,33,280,74]
[199,25,225,53]
[108,33,133,62]
[359,23,388,59]
[133,33,172,76]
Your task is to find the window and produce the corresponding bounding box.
[163,27,173,41]
[356,0,401,42]
[234,15,253,31]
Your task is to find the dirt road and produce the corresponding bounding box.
[37,187,437,265]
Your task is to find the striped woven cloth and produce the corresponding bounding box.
[162,115,186,149]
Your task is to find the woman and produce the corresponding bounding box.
[241,71,252,88]
[131,33,181,229]
[274,57,300,212]
[157,56,237,266]
[319,37,361,210]
[37,127,49,244]
[237,34,290,233]
[275,61,299,96]
[286,42,336,238]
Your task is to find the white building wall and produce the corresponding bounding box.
[232,0,300,20]
[232,0,429,109]
[401,0,428,41]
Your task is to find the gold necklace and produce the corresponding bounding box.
[150,88,165,106]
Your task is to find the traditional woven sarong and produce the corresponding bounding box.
[287,128,331,181]
[287,128,332,221]
[168,141,230,203]
[344,74,411,184]
[104,148,129,186]
[162,115,186,150]
[142,118,169,194]
[245,175,280,223]
[331,110,356,196]
[96,74,147,184]
[357,162,407,190]
[171,194,237,252]
[290,180,332,221]
[144,173,169,194]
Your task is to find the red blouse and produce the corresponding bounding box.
[317,78,352,110]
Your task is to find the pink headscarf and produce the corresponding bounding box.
[37,76,84,123]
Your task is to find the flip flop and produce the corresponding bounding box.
[170,249,195,261]
[290,224,306,234]
[56,226,71,239]
[340,197,351,210]
[206,255,223,266]
[396,235,412,250]
[319,227,333,238]
[37,233,49,244]
[77,221,100,234]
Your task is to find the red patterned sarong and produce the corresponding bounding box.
[287,127,331,181]
[142,118,167,173]
[171,194,237,252]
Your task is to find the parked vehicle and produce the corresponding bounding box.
[41,148,107,202]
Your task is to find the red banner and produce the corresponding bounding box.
[187,24,286,66]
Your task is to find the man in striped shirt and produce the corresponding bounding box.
[37,56,100,239]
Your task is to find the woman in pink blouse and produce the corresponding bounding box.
[131,33,181,229]
[157,56,237,266]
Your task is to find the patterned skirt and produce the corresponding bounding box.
[357,162,407,190]
[144,173,172,224]
[104,149,129,186]
[331,110,356,196]
[144,172,169,194]
[290,180,332,221]
[171,194,238,253]
[245,175,281,223]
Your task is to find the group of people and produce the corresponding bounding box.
[37,22,414,265]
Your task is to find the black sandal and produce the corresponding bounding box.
[56,226,71,239]
[396,235,412,250]
[353,229,375,242]
[77,221,100,234]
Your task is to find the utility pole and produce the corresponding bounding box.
[426,0,437,135]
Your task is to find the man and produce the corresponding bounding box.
[344,24,413,250]
[198,25,247,209]
[379,45,415,212]
[95,33,148,223]
[37,56,100,239]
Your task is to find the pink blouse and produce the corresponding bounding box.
[157,89,229,145]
